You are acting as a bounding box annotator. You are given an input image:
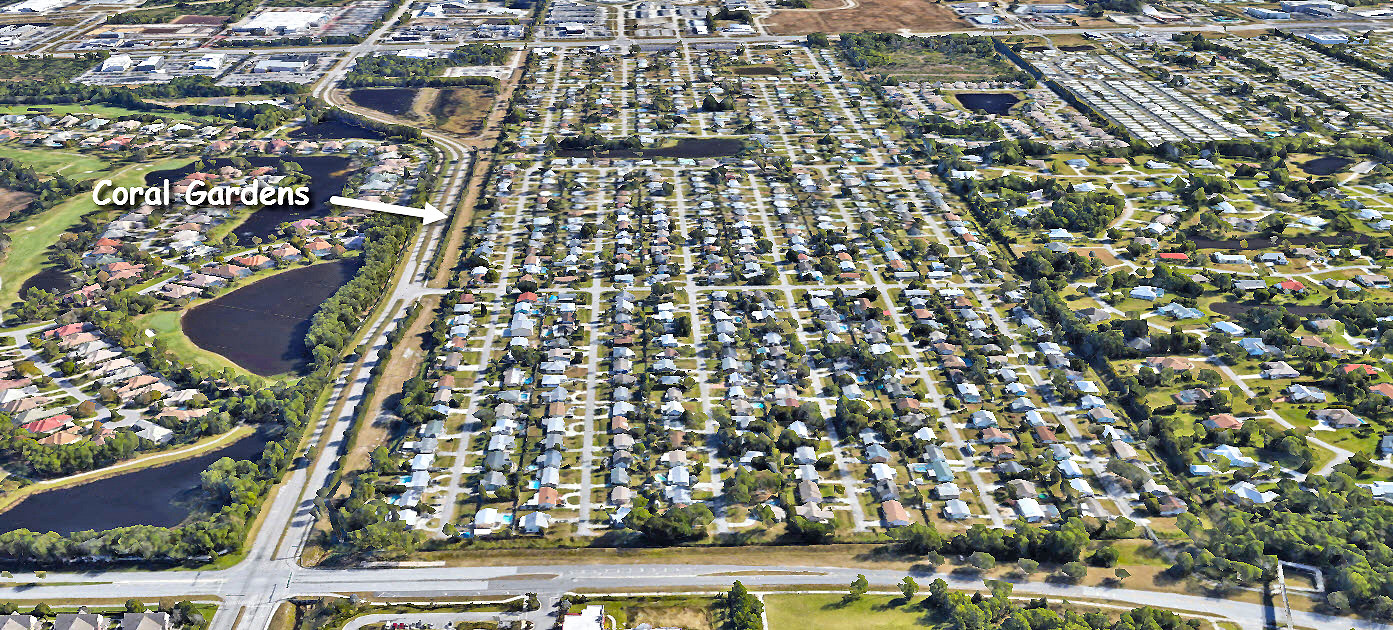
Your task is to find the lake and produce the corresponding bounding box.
[555,138,744,159]
[183,259,361,376]
[349,88,418,117]
[145,155,353,242]
[1300,156,1352,176]
[0,430,271,536]
[956,93,1020,116]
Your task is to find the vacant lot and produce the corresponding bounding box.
[765,0,962,35]
[426,87,494,135]
[765,594,926,630]
[600,596,717,630]
[0,189,33,221]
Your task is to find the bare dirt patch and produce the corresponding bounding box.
[172,15,227,24]
[765,0,962,34]
[427,87,495,135]
[0,189,35,221]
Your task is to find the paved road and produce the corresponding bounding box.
[6,561,1393,630]
[12,13,1393,630]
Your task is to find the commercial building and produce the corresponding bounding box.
[233,10,329,35]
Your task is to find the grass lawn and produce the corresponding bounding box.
[0,104,202,121]
[4,147,110,178]
[0,156,196,311]
[764,594,927,630]
[134,309,256,379]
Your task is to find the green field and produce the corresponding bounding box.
[4,147,110,178]
[0,103,202,121]
[134,309,254,378]
[764,594,928,630]
[0,156,195,311]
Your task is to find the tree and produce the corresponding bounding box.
[726,582,763,630]
[898,576,918,602]
[894,523,943,554]
[845,574,869,603]
[1114,568,1131,583]
[1090,545,1119,568]
[1060,561,1088,582]
[125,599,146,613]
[30,604,51,618]
[968,551,996,571]
[1018,558,1040,574]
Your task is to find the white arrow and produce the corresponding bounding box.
[329,195,448,225]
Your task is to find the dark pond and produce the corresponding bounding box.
[956,93,1020,116]
[348,88,418,117]
[1059,45,1095,52]
[555,138,744,159]
[1300,156,1352,176]
[732,65,780,76]
[20,268,76,295]
[1211,301,1330,318]
[289,119,386,141]
[0,430,271,535]
[183,259,361,376]
[145,155,353,242]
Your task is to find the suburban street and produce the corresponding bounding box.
[1,2,1391,629]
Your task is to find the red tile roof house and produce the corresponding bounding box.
[22,415,71,434]
[206,264,251,280]
[107,268,142,283]
[1157,252,1189,262]
[304,239,333,255]
[1203,413,1243,430]
[1276,279,1306,294]
[1339,364,1379,376]
[159,284,202,300]
[231,254,274,270]
[981,427,1014,444]
[102,261,143,275]
[44,322,92,339]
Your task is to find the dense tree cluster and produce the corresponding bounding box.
[0,157,89,225]
[1175,475,1393,618]
[305,214,414,368]
[837,33,1033,84]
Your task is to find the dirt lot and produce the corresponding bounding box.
[764,0,963,35]
[0,189,35,221]
[423,87,494,135]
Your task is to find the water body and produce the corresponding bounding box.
[289,119,387,141]
[555,138,744,160]
[348,88,418,117]
[1300,156,1352,176]
[20,268,76,295]
[956,93,1020,116]
[144,155,353,242]
[182,259,361,376]
[731,65,780,76]
[0,431,271,535]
